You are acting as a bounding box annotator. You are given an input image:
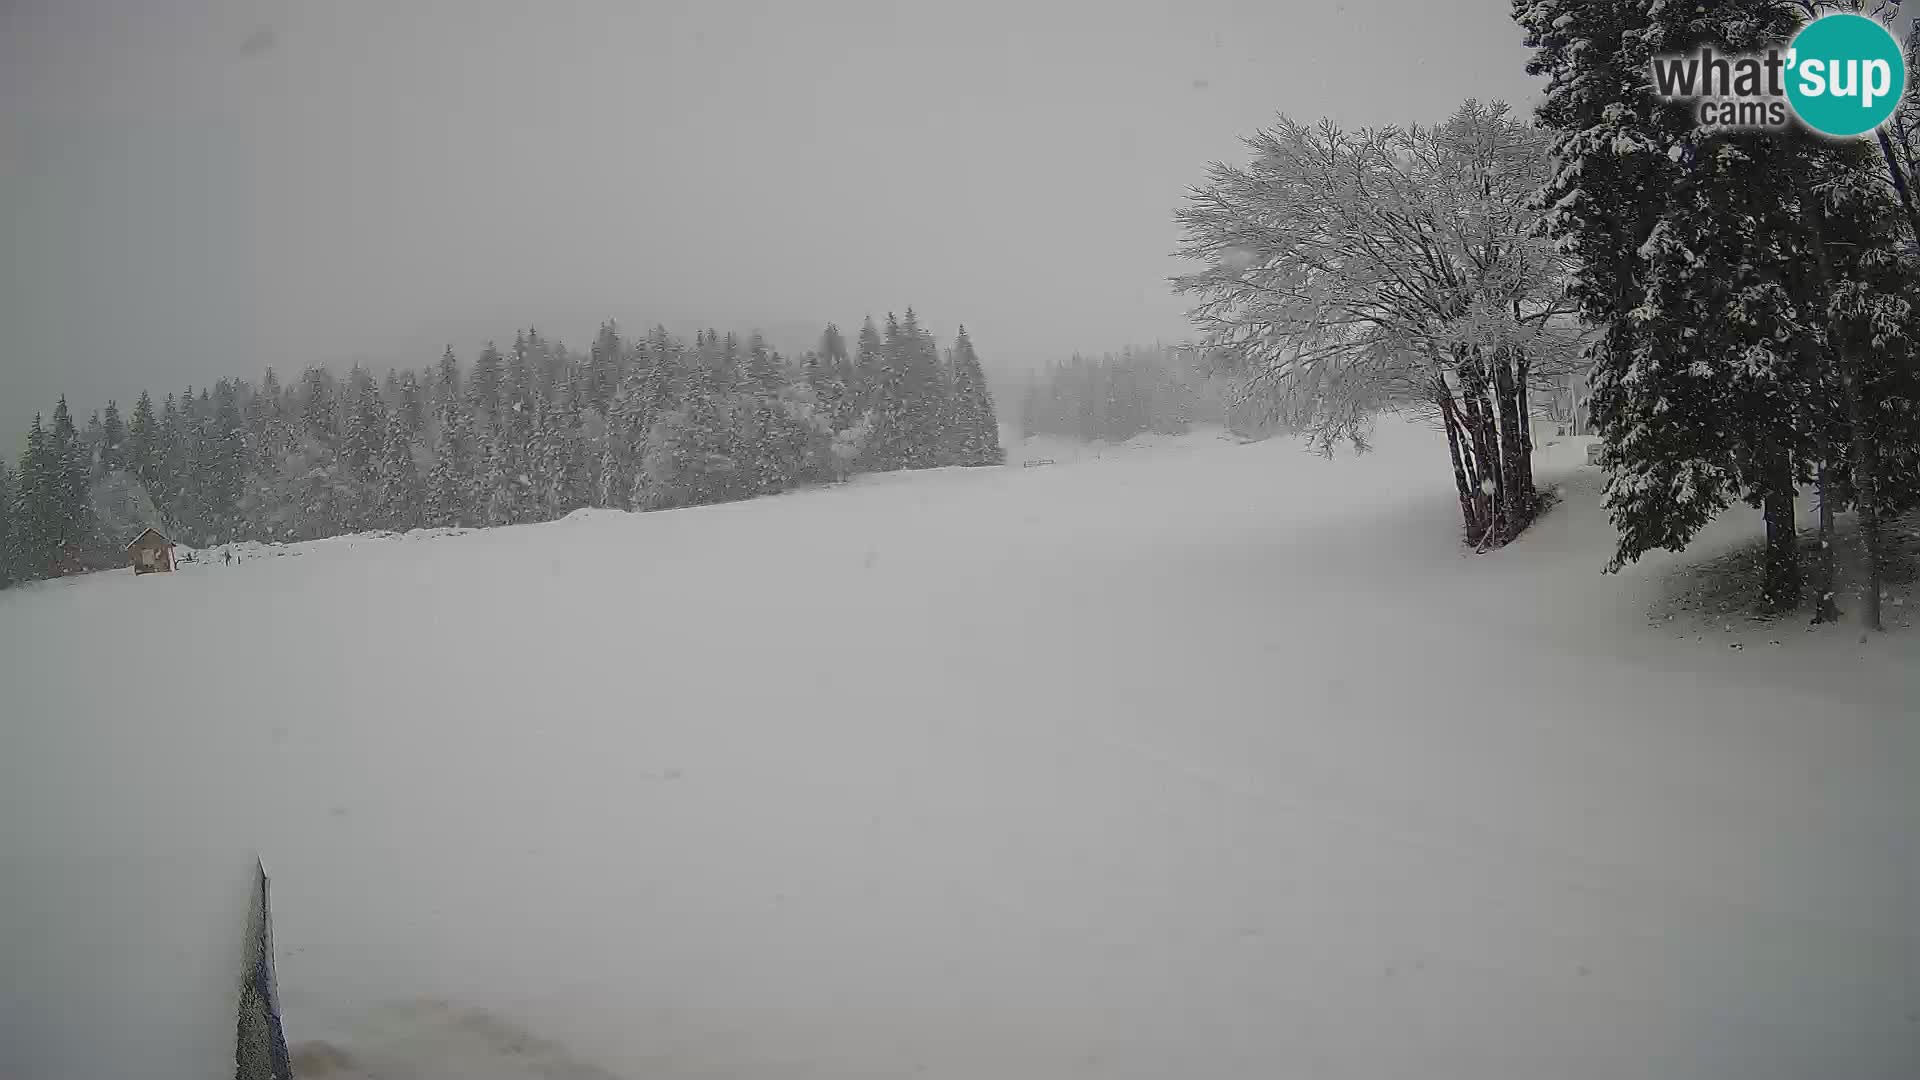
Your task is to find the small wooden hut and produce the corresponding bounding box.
[127,528,176,574]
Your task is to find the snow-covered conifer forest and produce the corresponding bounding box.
[0,315,1002,581]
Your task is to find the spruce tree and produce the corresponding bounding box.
[588,322,623,412]
[127,391,158,494]
[298,367,338,444]
[1799,147,1920,629]
[505,332,536,438]
[809,323,855,429]
[158,393,185,514]
[529,390,589,517]
[100,399,126,473]
[435,346,461,408]
[376,408,424,531]
[864,314,910,470]
[634,369,736,510]
[253,369,283,437]
[396,370,426,437]
[48,396,95,562]
[426,397,476,527]
[341,373,389,528]
[470,342,505,426]
[948,327,1003,465]
[1518,0,1814,606]
[200,380,247,541]
[17,415,55,577]
[863,310,947,471]
[342,373,383,483]
[602,357,675,509]
[852,318,884,415]
[84,410,105,483]
[745,332,783,394]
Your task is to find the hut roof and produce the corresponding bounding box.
[126,527,173,551]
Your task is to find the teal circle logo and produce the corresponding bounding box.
[1785,13,1905,137]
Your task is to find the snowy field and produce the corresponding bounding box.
[3,419,1917,1080]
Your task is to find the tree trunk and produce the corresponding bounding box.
[1461,430,1488,537]
[1760,450,1802,614]
[1492,348,1532,538]
[1515,354,1536,498]
[1439,391,1479,539]
[1842,367,1885,632]
[1460,361,1503,539]
[1813,461,1840,624]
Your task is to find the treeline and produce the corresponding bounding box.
[1015,345,1236,442]
[0,310,1001,586]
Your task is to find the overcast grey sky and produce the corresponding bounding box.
[0,0,1538,447]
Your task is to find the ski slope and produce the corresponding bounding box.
[2,420,1916,1080]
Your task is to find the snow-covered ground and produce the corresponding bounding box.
[3,420,1916,1080]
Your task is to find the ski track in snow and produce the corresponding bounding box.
[2,420,1916,1080]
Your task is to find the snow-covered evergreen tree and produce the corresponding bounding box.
[601,357,676,508]
[587,322,623,413]
[433,346,461,408]
[426,396,477,528]
[298,367,339,445]
[16,415,57,576]
[634,371,736,510]
[341,373,382,483]
[476,430,525,527]
[127,391,159,496]
[808,323,855,429]
[376,408,424,531]
[339,371,391,529]
[470,342,505,427]
[47,397,95,562]
[864,310,949,471]
[853,317,885,416]
[529,390,589,518]
[396,370,426,437]
[251,368,283,438]
[505,332,537,439]
[947,326,1003,465]
[83,410,105,483]
[1514,0,1920,610]
[199,379,247,541]
[100,399,126,474]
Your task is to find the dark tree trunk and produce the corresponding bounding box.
[1492,349,1532,537]
[1813,461,1840,624]
[1460,362,1503,539]
[1760,450,1802,614]
[1439,390,1480,539]
[1843,368,1885,632]
[1461,432,1489,537]
[1515,353,1536,499]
